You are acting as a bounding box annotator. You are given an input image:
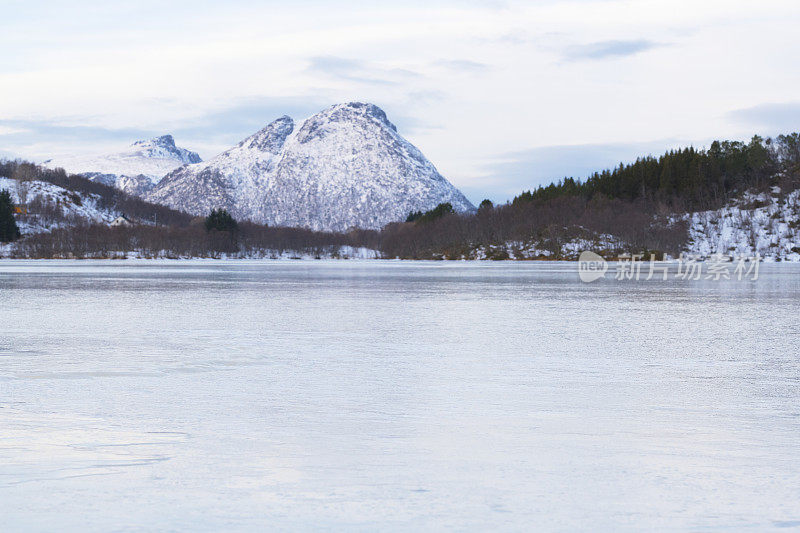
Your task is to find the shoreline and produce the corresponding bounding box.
[0,255,795,263]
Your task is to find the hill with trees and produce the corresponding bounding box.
[514,134,800,210]
[380,134,800,260]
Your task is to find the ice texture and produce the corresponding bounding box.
[1,261,799,530]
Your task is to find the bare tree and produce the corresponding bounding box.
[15,179,29,206]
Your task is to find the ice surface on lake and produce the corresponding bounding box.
[1,260,799,531]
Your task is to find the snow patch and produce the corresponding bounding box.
[686,189,800,262]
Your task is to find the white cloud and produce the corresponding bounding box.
[0,126,29,136]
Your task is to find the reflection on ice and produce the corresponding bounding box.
[0,408,184,486]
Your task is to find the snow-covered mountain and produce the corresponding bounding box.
[147,102,475,231]
[44,135,201,196]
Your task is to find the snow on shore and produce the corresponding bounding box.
[686,188,800,262]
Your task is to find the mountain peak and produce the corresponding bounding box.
[153,134,176,147]
[292,102,398,147]
[132,134,175,149]
[323,102,397,132]
[239,116,295,153]
[44,134,202,196]
[148,103,474,231]
[129,135,202,165]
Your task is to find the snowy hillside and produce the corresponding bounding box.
[43,135,201,196]
[0,176,118,236]
[400,185,800,261]
[462,188,800,262]
[686,187,800,261]
[147,103,475,232]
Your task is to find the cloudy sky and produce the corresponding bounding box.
[2,0,800,202]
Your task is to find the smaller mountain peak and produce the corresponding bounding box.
[130,135,201,164]
[324,102,397,132]
[239,116,295,153]
[153,134,176,147]
[294,102,398,145]
[132,134,176,148]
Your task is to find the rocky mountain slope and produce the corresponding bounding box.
[44,135,201,196]
[0,176,119,237]
[147,102,474,231]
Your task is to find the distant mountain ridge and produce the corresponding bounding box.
[146,102,475,231]
[44,135,201,196]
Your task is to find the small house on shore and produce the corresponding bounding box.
[110,215,133,227]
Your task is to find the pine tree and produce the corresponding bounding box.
[204,209,238,232]
[417,202,454,223]
[0,189,21,242]
[406,210,423,222]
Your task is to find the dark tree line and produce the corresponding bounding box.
[405,202,455,223]
[12,221,380,259]
[515,134,800,210]
[384,196,687,259]
[205,209,239,232]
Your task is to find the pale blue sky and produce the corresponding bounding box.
[2,0,800,202]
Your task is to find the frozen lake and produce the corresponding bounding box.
[1,260,799,531]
